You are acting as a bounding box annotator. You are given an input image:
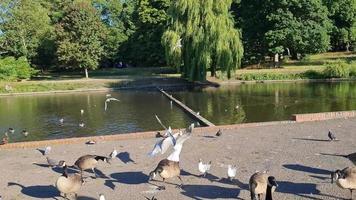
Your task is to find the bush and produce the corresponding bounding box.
[238,73,301,81]
[350,61,356,77]
[301,70,324,79]
[322,61,350,78]
[0,57,36,81]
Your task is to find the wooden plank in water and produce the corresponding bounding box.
[158,88,215,127]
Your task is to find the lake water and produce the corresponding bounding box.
[0,91,194,142]
[1,81,355,142]
[172,81,356,125]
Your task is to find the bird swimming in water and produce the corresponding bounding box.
[79,123,85,128]
[328,130,337,141]
[106,94,111,98]
[59,118,64,125]
[8,128,15,134]
[80,109,84,115]
[216,129,222,137]
[198,159,212,177]
[104,98,120,111]
[22,130,29,137]
[227,165,237,181]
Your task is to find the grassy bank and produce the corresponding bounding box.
[233,51,356,81]
[1,52,355,94]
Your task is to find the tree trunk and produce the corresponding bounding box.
[346,42,350,52]
[84,68,89,78]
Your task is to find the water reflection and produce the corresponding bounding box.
[173,81,356,125]
[0,91,194,142]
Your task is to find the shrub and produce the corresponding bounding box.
[301,70,324,79]
[350,61,356,77]
[322,60,350,78]
[0,57,36,81]
[238,73,301,81]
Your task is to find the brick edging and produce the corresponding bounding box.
[292,110,356,122]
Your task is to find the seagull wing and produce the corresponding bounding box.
[160,133,176,154]
[148,139,163,157]
[155,115,167,130]
[44,146,51,155]
[167,128,192,162]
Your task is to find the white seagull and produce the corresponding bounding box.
[80,109,84,115]
[79,123,85,128]
[44,146,51,155]
[99,194,106,200]
[198,159,212,177]
[105,98,120,111]
[109,149,118,159]
[227,165,237,181]
[148,127,176,157]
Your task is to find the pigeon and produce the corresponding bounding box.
[328,130,337,141]
[86,140,96,145]
[216,129,222,137]
[46,157,59,167]
[104,98,120,111]
[99,194,106,200]
[38,146,52,156]
[227,165,237,181]
[109,149,118,159]
[198,159,212,177]
[22,130,29,137]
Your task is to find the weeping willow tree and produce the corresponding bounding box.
[162,0,243,81]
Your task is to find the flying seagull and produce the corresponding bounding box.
[105,98,120,111]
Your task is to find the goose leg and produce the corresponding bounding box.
[92,167,98,178]
[176,176,183,188]
[158,178,166,190]
[350,189,353,200]
[258,194,261,200]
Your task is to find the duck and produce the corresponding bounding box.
[149,124,194,190]
[74,155,110,178]
[55,161,83,199]
[198,159,212,177]
[331,166,356,199]
[22,130,29,137]
[249,171,278,200]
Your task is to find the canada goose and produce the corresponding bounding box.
[149,124,194,190]
[328,130,337,141]
[198,159,211,177]
[74,155,110,178]
[331,166,356,199]
[216,129,222,137]
[99,193,105,200]
[148,127,177,157]
[249,171,278,200]
[104,97,120,111]
[56,161,83,199]
[227,165,237,181]
[22,130,28,137]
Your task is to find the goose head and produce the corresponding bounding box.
[267,176,278,188]
[149,171,156,181]
[331,169,342,184]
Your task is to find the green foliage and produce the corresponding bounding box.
[163,0,244,81]
[324,0,356,51]
[323,60,351,78]
[56,0,106,77]
[0,0,53,61]
[238,0,331,63]
[121,0,170,67]
[0,56,36,80]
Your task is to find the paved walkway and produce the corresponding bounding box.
[1,118,356,200]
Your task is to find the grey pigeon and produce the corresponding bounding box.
[216,129,222,137]
[328,130,337,141]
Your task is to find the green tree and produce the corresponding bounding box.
[0,0,53,62]
[122,0,170,67]
[162,0,243,81]
[324,0,356,51]
[56,0,106,78]
[94,0,136,66]
[238,0,331,62]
